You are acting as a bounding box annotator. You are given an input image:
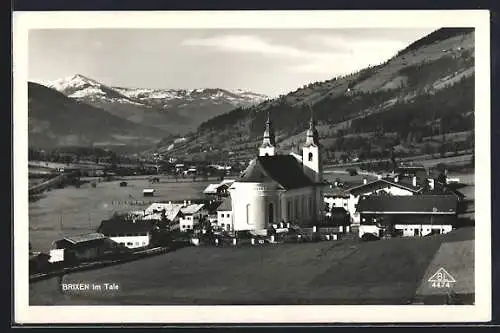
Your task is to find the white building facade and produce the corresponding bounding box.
[216,197,233,231]
[109,233,151,249]
[179,203,205,232]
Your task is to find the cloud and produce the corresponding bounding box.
[182,34,332,60]
[182,34,409,75]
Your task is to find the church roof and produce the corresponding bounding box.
[237,155,315,190]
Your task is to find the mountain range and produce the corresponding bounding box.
[42,74,268,134]
[28,75,268,149]
[161,28,475,163]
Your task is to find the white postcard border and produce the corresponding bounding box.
[13,9,491,324]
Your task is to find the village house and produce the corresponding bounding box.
[216,197,233,231]
[343,177,425,225]
[143,202,184,223]
[179,203,206,232]
[49,233,129,264]
[323,186,350,213]
[97,219,156,249]
[356,195,458,239]
[202,179,235,198]
[228,111,324,233]
[143,188,155,197]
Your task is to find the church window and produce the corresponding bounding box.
[246,204,251,224]
[308,152,313,161]
[308,197,313,216]
[295,198,299,218]
[301,197,306,217]
[268,203,274,224]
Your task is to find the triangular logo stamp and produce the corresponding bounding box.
[428,267,456,288]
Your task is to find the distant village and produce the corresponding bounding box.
[29,112,472,279]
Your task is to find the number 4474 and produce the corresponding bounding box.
[432,281,451,288]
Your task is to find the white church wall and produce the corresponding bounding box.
[229,182,281,231]
[281,187,319,226]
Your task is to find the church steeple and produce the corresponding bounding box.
[304,106,319,147]
[259,111,277,156]
[302,105,322,182]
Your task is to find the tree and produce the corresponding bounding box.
[440,133,446,158]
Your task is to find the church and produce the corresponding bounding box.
[228,110,325,232]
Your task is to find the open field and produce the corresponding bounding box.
[29,227,474,305]
[28,177,213,252]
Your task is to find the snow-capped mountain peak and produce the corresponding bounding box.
[47,73,101,92]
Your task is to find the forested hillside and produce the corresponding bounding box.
[153,28,475,164]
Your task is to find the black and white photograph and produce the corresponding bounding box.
[13,10,491,323]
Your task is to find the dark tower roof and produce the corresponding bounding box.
[261,110,276,148]
[304,105,319,147]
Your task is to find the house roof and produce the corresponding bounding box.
[97,220,155,235]
[324,186,350,198]
[180,203,205,215]
[348,178,423,196]
[203,184,220,194]
[237,155,315,190]
[64,233,106,244]
[203,181,233,194]
[217,197,232,211]
[356,195,458,214]
[145,203,183,221]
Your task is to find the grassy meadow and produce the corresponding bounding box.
[29,177,213,252]
[29,227,474,305]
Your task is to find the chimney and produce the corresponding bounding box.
[377,174,382,180]
[412,176,417,187]
[429,179,435,191]
[183,200,187,206]
[394,176,399,183]
[188,200,191,205]
[363,178,367,185]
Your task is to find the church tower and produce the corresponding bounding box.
[259,111,277,156]
[302,107,322,183]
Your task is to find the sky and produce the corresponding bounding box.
[29,28,439,97]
